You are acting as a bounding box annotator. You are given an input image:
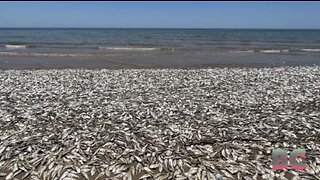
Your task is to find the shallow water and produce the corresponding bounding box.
[0,28,320,69]
[1,28,320,56]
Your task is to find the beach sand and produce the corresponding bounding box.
[1,52,320,70]
[0,67,319,179]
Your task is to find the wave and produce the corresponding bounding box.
[5,45,27,49]
[228,48,320,54]
[99,47,160,51]
[0,51,122,57]
[229,49,290,54]
[301,49,320,52]
[259,49,289,53]
[229,50,255,53]
[0,52,87,57]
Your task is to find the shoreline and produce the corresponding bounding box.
[1,52,320,70]
[1,64,320,71]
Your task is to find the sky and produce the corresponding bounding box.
[0,1,320,29]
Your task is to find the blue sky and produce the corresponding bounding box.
[0,2,320,29]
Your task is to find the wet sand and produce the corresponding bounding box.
[1,52,320,69]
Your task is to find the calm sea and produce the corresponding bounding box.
[0,28,320,58]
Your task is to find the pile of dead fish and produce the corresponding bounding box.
[0,66,319,180]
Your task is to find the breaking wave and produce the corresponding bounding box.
[229,49,290,54]
[0,52,92,57]
[229,50,255,53]
[5,45,28,49]
[99,47,160,51]
[4,44,37,49]
[0,51,132,57]
[301,49,320,52]
[259,49,289,53]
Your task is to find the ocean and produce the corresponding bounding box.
[0,28,320,69]
[1,28,320,56]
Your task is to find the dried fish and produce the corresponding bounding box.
[0,67,319,179]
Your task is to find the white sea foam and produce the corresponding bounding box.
[32,53,80,57]
[230,49,290,54]
[229,50,255,53]
[0,52,83,57]
[281,49,289,53]
[259,50,281,53]
[0,52,19,56]
[5,45,27,49]
[0,52,121,57]
[301,49,320,52]
[259,49,289,53]
[99,47,159,51]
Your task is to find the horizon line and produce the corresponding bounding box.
[0,27,320,30]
